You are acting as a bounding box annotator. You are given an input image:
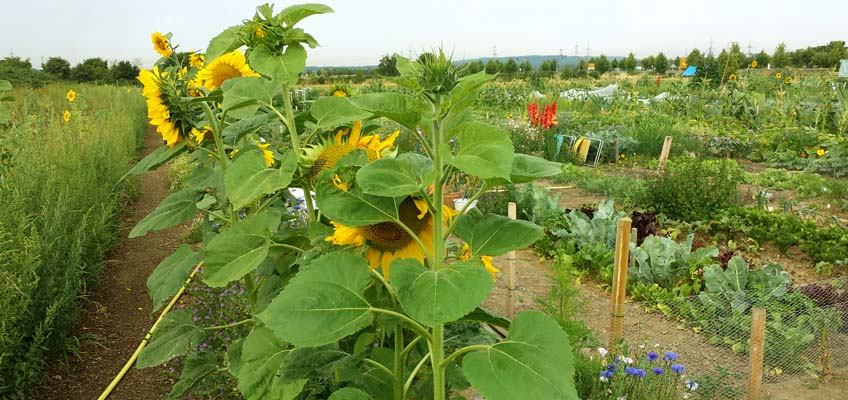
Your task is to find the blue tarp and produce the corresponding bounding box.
[682,66,697,77]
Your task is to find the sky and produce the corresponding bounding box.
[2,0,846,68]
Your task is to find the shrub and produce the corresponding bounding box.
[643,157,742,221]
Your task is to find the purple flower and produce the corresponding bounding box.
[647,351,659,362]
[663,351,678,363]
[606,364,616,372]
[671,364,685,374]
[599,370,614,381]
[625,367,646,378]
[613,357,620,364]
[652,367,665,375]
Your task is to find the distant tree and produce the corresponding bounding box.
[110,60,139,82]
[622,53,637,72]
[503,58,519,74]
[640,56,655,71]
[771,43,789,67]
[654,52,669,74]
[576,59,587,71]
[519,60,533,74]
[716,43,742,79]
[42,57,71,79]
[465,60,484,74]
[71,58,110,82]
[686,48,704,67]
[596,54,610,74]
[695,52,721,86]
[539,59,558,74]
[484,59,502,74]
[559,66,575,79]
[827,41,847,68]
[416,52,435,64]
[610,58,619,70]
[754,50,770,68]
[376,54,399,76]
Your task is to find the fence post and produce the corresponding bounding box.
[748,307,766,400]
[506,202,517,319]
[608,217,632,348]
[657,136,673,173]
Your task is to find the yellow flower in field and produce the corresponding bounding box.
[156,120,181,147]
[189,53,205,68]
[784,76,792,84]
[190,125,211,144]
[137,67,182,147]
[332,90,347,97]
[327,83,352,98]
[751,60,758,68]
[195,51,259,90]
[459,243,499,281]
[775,72,782,79]
[63,110,71,122]
[326,197,457,278]
[258,143,275,167]
[301,120,400,180]
[817,148,827,157]
[151,32,172,57]
[728,74,737,81]
[66,89,76,102]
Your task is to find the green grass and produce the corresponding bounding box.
[0,83,145,396]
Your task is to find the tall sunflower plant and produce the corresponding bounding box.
[128,3,577,400]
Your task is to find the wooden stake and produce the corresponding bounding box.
[506,202,517,319]
[657,136,673,173]
[748,308,766,400]
[608,217,632,348]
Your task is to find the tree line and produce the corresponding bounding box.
[0,56,140,87]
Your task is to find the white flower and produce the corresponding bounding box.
[654,343,661,348]
[597,347,608,357]
[618,397,627,400]
[686,380,699,391]
[638,344,645,349]
[622,357,634,365]
[600,376,608,382]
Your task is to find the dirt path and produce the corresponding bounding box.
[38,125,185,400]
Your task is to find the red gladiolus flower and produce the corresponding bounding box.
[541,102,558,129]
[527,102,541,127]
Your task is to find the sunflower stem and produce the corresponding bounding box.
[428,97,447,400]
[394,325,405,400]
[280,85,300,150]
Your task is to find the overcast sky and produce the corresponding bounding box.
[2,0,845,68]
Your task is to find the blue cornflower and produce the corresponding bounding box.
[671,364,685,374]
[663,351,678,363]
[606,364,616,372]
[647,351,659,362]
[599,370,614,381]
[614,356,620,364]
[625,367,646,378]
[625,367,637,376]
[652,367,665,375]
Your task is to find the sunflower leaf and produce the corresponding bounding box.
[205,26,243,62]
[237,327,306,400]
[328,388,375,400]
[136,310,202,368]
[147,244,201,312]
[449,121,514,180]
[454,210,543,257]
[202,212,272,287]
[226,147,297,210]
[462,311,578,400]
[128,140,188,175]
[222,77,277,119]
[310,96,373,130]
[277,3,334,27]
[129,188,200,238]
[249,44,306,86]
[257,251,373,347]
[356,158,422,197]
[315,170,401,226]
[390,259,493,327]
[350,93,425,132]
[168,351,218,398]
[487,154,563,185]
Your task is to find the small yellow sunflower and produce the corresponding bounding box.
[189,52,205,68]
[63,110,71,123]
[327,83,353,98]
[258,143,275,167]
[301,120,400,180]
[151,32,172,57]
[191,125,211,144]
[728,74,737,81]
[775,72,782,79]
[459,243,499,281]
[137,67,183,147]
[816,148,827,157]
[66,89,76,102]
[195,51,259,90]
[326,197,458,278]
[784,76,792,85]
[751,60,758,68]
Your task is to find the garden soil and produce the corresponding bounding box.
[38,125,186,400]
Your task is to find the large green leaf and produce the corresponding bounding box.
[202,212,272,287]
[222,112,274,141]
[205,26,243,61]
[222,77,277,119]
[350,93,424,131]
[309,96,372,131]
[490,154,562,185]
[448,71,494,115]
[226,147,297,210]
[168,351,218,398]
[237,327,306,400]
[248,44,306,86]
[328,388,374,400]
[278,3,334,26]
[449,121,514,180]
[315,171,401,226]
[129,188,199,238]
[147,244,200,311]
[356,158,423,197]
[462,311,577,400]
[257,251,373,347]
[454,210,543,257]
[279,344,349,382]
[390,55,422,91]
[460,307,511,330]
[136,310,202,368]
[128,140,188,175]
[390,259,493,327]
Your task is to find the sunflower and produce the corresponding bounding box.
[62,110,70,123]
[151,32,172,57]
[258,143,275,167]
[327,83,353,98]
[784,76,792,84]
[327,197,457,278]
[66,90,76,102]
[775,72,782,79]
[301,120,400,180]
[459,243,500,281]
[751,60,758,68]
[195,51,259,90]
[189,53,205,68]
[138,67,182,146]
[728,74,737,81]
[191,125,211,144]
[817,148,827,157]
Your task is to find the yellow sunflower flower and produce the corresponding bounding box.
[258,143,275,167]
[332,90,347,97]
[301,120,400,180]
[817,148,827,157]
[191,125,211,144]
[189,52,205,68]
[784,76,792,84]
[137,67,183,147]
[63,110,71,123]
[66,89,76,102]
[728,74,737,81]
[459,243,499,281]
[151,32,172,57]
[327,197,457,278]
[195,51,259,90]
[751,60,758,68]
[775,72,782,79]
